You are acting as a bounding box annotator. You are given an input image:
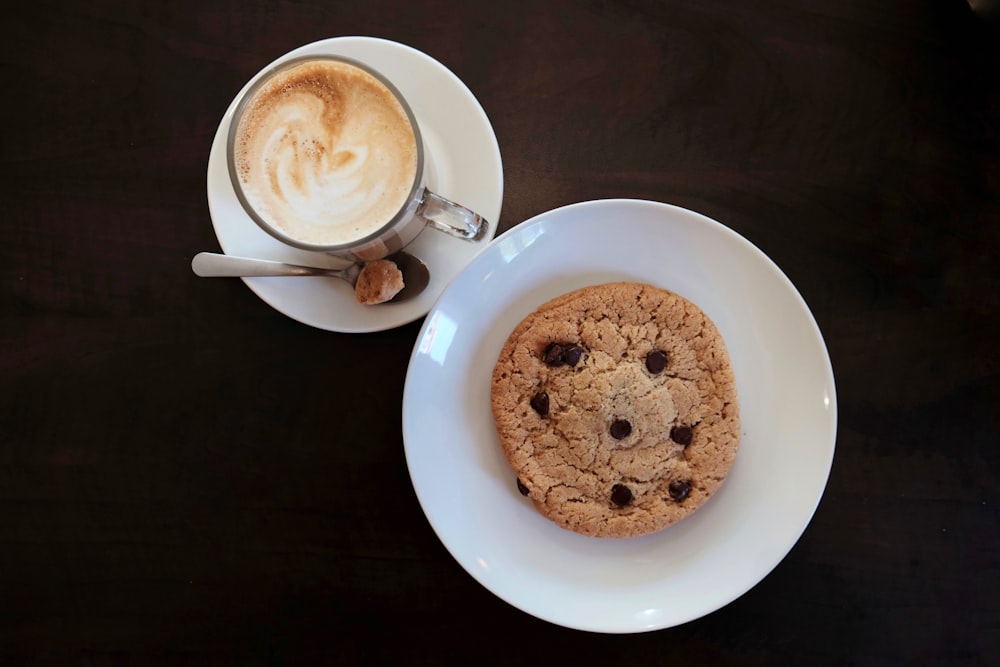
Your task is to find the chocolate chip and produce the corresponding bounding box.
[611,483,633,507]
[516,478,530,496]
[563,345,584,367]
[670,425,693,446]
[610,418,632,440]
[645,349,668,374]
[542,343,564,365]
[530,391,549,416]
[668,479,691,502]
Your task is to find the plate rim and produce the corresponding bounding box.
[402,197,838,632]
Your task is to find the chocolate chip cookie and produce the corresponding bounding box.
[490,282,740,538]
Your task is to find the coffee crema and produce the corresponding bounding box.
[232,59,419,246]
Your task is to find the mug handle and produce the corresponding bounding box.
[416,188,489,241]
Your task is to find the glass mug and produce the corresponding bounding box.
[226,55,488,262]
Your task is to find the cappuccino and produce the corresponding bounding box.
[230,58,420,247]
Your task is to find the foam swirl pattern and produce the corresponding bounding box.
[233,60,418,246]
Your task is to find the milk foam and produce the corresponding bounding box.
[233,60,419,246]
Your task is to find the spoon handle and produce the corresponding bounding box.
[191,252,347,278]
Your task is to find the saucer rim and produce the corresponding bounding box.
[204,36,504,333]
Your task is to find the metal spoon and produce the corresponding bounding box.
[191,251,430,303]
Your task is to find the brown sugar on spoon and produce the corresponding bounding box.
[490,282,740,538]
[354,259,405,305]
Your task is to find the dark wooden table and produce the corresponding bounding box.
[3,1,998,664]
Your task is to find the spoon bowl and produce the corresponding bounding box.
[191,251,431,304]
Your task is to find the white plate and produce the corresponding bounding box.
[403,199,837,633]
[206,37,503,333]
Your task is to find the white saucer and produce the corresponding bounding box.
[205,37,503,333]
[403,199,838,633]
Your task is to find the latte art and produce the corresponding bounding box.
[232,59,419,246]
